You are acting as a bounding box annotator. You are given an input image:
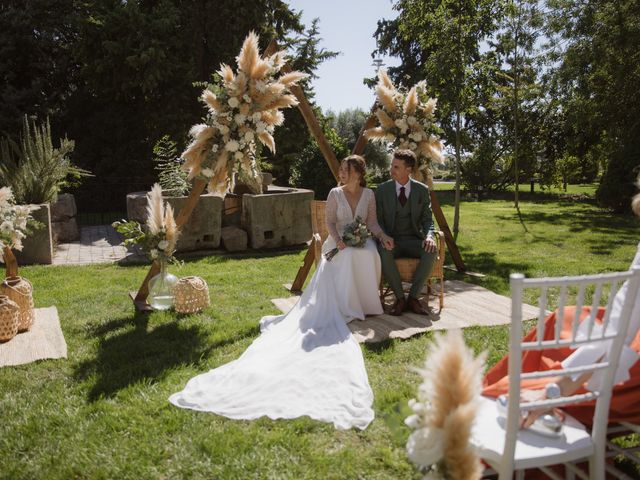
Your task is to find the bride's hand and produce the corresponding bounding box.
[380,235,394,250]
[337,240,347,250]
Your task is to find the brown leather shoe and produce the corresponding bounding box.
[407,296,427,315]
[390,297,406,316]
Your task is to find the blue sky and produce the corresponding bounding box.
[285,0,400,114]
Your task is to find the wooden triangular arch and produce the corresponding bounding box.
[132,39,465,310]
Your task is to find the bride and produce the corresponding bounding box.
[170,155,394,430]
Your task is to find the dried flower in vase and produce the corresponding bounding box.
[112,184,180,264]
[0,187,40,262]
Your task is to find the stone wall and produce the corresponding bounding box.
[126,192,222,252]
[14,203,53,265]
[241,187,313,249]
[50,193,80,243]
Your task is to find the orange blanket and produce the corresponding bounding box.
[482,306,640,427]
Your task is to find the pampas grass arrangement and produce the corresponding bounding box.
[364,70,445,186]
[112,183,180,263]
[182,32,308,196]
[405,329,486,480]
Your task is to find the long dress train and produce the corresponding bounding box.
[169,187,383,430]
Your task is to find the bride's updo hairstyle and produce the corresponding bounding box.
[343,154,367,187]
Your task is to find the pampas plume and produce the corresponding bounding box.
[424,97,438,116]
[375,109,396,129]
[219,64,235,84]
[376,85,397,113]
[364,127,387,140]
[237,31,259,75]
[408,329,485,480]
[279,71,308,86]
[146,184,165,235]
[164,204,179,254]
[378,69,396,90]
[404,87,418,115]
[258,131,276,153]
[251,60,271,80]
[263,94,298,111]
[201,90,222,112]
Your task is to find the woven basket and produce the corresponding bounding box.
[0,295,20,342]
[1,276,35,332]
[174,276,210,314]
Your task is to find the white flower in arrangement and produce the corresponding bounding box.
[225,139,240,152]
[0,187,11,207]
[157,240,169,250]
[251,112,262,122]
[406,427,444,469]
[228,97,240,108]
[255,80,267,93]
[234,151,244,161]
[409,142,417,150]
[244,131,254,142]
[150,249,158,259]
[255,121,267,134]
[219,124,230,135]
[242,94,251,103]
[407,116,417,126]
[234,113,247,125]
[409,132,423,142]
[211,144,219,152]
[201,168,214,178]
[12,239,23,251]
[0,221,12,234]
[385,133,396,142]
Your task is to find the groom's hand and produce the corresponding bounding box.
[422,236,437,253]
[381,236,394,250]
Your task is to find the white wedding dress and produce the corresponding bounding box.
[169,187,383,429]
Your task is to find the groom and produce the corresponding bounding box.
[375,149,438,316]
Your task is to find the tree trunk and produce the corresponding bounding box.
[513,3,520,209]
[453,109,462,240]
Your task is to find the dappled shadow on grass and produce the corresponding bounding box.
[74,313,260,401]
[449,250,532,294]
[495,207,638,255]
[362,338,394,354]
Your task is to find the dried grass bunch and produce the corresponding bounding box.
[365,70,444,184]
[112,184,180,263]
[0,187,39,262]
[182,32,308,195]
[405,329,486,480]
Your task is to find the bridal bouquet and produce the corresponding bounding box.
[0,187,39,262]
[324,216,370,262]
[405,330,485,480]
[181,31,308,196]
[364,70,445,185]
[112,184,180,264]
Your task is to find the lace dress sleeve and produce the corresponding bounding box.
[365,189,383,239]
[325,188,342,243]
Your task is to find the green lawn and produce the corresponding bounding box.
[1,191,638,479]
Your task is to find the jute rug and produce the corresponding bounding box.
[0,307,67,367]
[272,280,542,344]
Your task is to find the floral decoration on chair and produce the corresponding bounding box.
[0,187,39,262]
[181,31,308,196]
[364,70,445,185]
[405,329,486,480]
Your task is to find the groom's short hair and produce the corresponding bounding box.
[393,149,416,170]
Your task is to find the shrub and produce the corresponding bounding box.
[153,136,189,197]
[0,116,90,204]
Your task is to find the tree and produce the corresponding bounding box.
[545,0,640,211]
[375,0,500,239]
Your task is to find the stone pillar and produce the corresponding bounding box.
[14,203,54,265]
[50,193,80,243]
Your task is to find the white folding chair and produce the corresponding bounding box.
[472,266,640,480]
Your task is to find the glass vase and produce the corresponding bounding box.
[148,261,178,311]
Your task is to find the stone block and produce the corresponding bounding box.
[221,226,248,252]
[50,193,77,221]
[52,218,80,243]
[14,203,53,265]
[241,187,313,249]
[126,191,222,252]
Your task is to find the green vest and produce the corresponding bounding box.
[392,197,414,236]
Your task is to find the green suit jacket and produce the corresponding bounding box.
[375,179,434,239]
